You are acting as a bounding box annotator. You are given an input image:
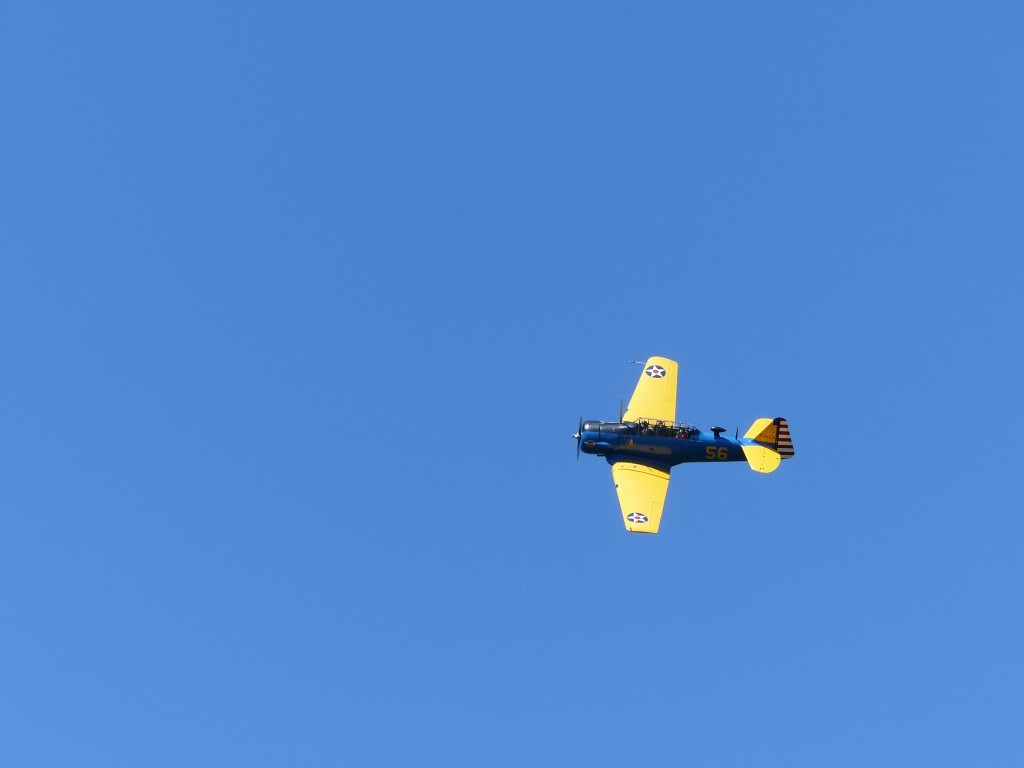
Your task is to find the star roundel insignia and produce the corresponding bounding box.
[645,364,666,378]
[626,512,649,523]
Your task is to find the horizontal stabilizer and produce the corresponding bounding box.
[742,417,794,473]
[741,444,781,473]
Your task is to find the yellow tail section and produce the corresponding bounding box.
[741,417,794,473]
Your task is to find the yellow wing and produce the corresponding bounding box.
[612,462,671,534]
[622,356,678,423]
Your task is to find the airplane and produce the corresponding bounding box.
[573,356,794,534]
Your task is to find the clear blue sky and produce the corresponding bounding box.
[3,1,1022,765]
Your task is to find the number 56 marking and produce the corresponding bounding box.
[706,446,729,461]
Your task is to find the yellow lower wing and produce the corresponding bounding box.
[611,462,670,534]
[622,356,678,424]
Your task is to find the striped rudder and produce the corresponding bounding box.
[775,418,794,459]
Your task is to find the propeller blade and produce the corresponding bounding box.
[619,397,623,422]
[576,413,582,460]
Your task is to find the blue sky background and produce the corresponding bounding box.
[2,1,1023,764]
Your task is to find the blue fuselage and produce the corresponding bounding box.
[580,420,756,470]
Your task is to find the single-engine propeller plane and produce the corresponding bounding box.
[574,356,794,534]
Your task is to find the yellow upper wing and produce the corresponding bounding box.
[622,357,678,424]
[612,462,671,534]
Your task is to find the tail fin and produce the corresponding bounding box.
[741,417,795,473]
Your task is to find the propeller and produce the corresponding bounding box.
[572,413,582,460]
[619,397,624,422]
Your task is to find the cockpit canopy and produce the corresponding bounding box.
[637,419,700,439]
[583,419,700,440]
